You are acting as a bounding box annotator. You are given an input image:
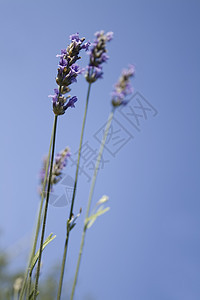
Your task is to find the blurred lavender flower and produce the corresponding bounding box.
[111,65,135,107]
[49,33,90,115]
[85,30,113,83]
[39,147,70,196]
[51,147,70,185]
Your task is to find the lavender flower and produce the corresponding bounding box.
[49,89,78,115]
[85,30,113,83]
[39,147,70,195]
[49,33,90,115]
[111,65,135,107]
[51,147,70,185]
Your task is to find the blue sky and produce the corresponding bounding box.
[0,0,200,299]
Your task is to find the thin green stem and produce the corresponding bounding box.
[56,230,69,300]
[33,115,58,300]
[70,109,115,300]
[56,83,92,300]
[13,290,18,300]
[19,122,54,300]
[26,274,32,300]
[70,82,91,217]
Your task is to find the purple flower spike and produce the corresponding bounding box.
[39,147,70,195]
[85,30,113,83]
[51,147,70,185]
[111,65,135,107]
[50,32,89,115]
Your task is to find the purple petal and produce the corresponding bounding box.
[106,31,114,41]
[82,41,91,51]
[64,96,78,110]
[69,33,81,42]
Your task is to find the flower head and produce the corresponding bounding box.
[39,147,70,196]
[50,33,90,115]
[111,65,135,107]
[51,147,70,185]
[85,30,113,83]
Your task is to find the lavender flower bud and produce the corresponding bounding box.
[48,89,77,115]
[111,65,135,107]
[85,30,113,83]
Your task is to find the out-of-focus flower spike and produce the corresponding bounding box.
[38,147,70,196]
[111,65,135,107]
[85,30,113,83]
[51,147,70,185]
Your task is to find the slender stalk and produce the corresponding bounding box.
[30,133,53,259]
[19,121,54,300]
[56,230,69,300]
[56,83,92,300]
[70,109,115,300]
[70,82,92,217]
[33,115,58,300]
[13,290,18,300]
[26,275,32,300]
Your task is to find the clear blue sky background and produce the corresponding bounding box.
[0,0,200,299]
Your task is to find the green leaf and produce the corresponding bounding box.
[86,207,110,229]
[30,233,56,274]
[96,195,109,206]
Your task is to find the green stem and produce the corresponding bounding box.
[56,230,69,300]
[13,290,18,300]
[70,109,115,300]
[70,82,91,217]
[33,115,58,300]
[26,274,32,300]
[19,122,54,300]
[56,83,92,300]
